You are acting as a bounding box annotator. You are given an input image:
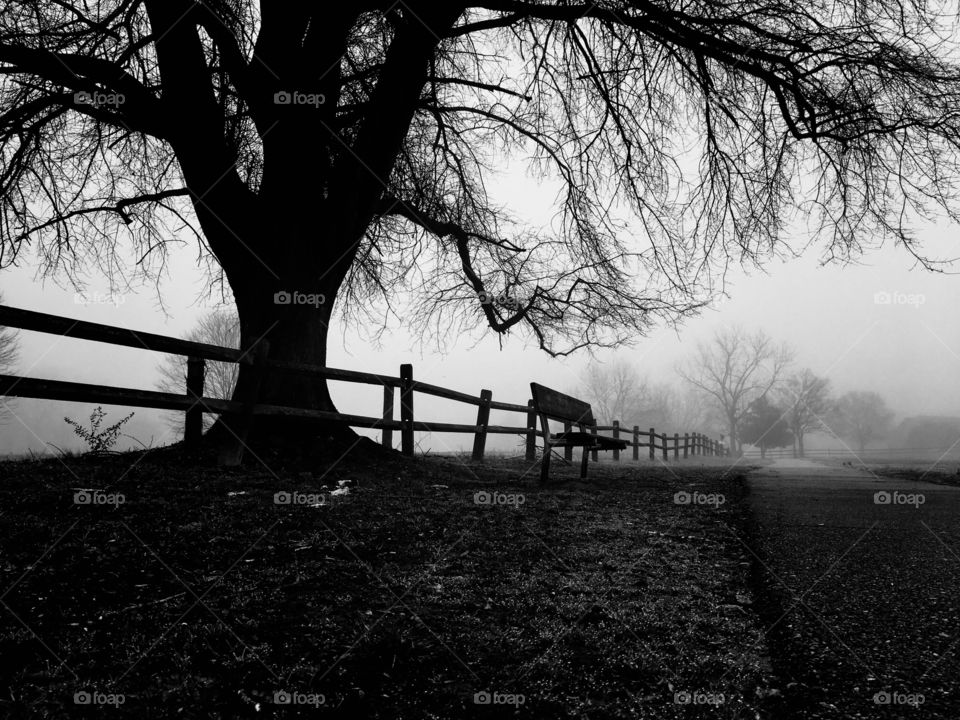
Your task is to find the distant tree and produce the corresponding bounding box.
[904,418,960,450]
[581,362,674,429]
[830,391,894,453]
[155,308,240,437]
[582,362,645,426]
[677,328,793,454]
[0,292,20,423]
[740,395,793,459]
[779,370,832,458]
[663,386,712,433]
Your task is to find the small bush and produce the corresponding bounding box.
[64,406,135,455]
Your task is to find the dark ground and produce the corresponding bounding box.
[0,444,778,719]
[7,445,956,718]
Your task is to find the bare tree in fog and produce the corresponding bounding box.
[155,308,240,436]
[2,3,960,451]
[678,328,793,454]
[780,370,832,458]
[582,362,645,426]
[0,292,20,422]
[666,387,717,435]
[830,391,895,453]
[582,362,681,430]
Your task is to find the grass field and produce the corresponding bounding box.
[0,446,780,718]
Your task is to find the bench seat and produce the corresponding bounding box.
[548,431,628,450]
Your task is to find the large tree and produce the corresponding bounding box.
[830,390,894,453]
[779,369,832,457]
[677,327,793,453]
[2,3,960,450]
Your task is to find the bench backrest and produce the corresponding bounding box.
[530,382,595,428]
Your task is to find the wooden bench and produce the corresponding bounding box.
[530,382,628,483]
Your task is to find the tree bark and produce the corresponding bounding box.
[206,245,358,453]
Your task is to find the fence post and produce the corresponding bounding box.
[613,420,620,462]
[695,432,701,456]
[472,389,492,462]
[526,399,537,460]
[185,356,205,449]
[591,426,598,461]
[564,421,573,461]
[400,363,414,457]
[683,432,689,459]
[633,426,639,461]
[649,428,655,460]
[674,432,679,460]
[382,385,394,449]
[661,432,668,461]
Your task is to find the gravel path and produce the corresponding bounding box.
[745,458,960,718]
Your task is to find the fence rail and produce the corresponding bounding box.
[0,304,727,463]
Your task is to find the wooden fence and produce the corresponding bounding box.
[0,304,727,462]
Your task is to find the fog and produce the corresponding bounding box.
[2,170,959,458]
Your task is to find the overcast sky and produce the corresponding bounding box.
[2,165,959,457]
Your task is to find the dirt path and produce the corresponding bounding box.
[745,458,960,718]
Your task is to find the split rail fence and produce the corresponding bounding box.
[0,305,727,462]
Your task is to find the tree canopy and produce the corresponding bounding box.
[740,394,793,457]
[3,3,960,344]
[830,390,894,453]
[2,2,960,446]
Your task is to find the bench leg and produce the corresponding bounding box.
[580,446,589,478]
[540,443,551,484]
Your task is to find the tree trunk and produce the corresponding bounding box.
[207,256,358,455]
[798,433,805,458]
